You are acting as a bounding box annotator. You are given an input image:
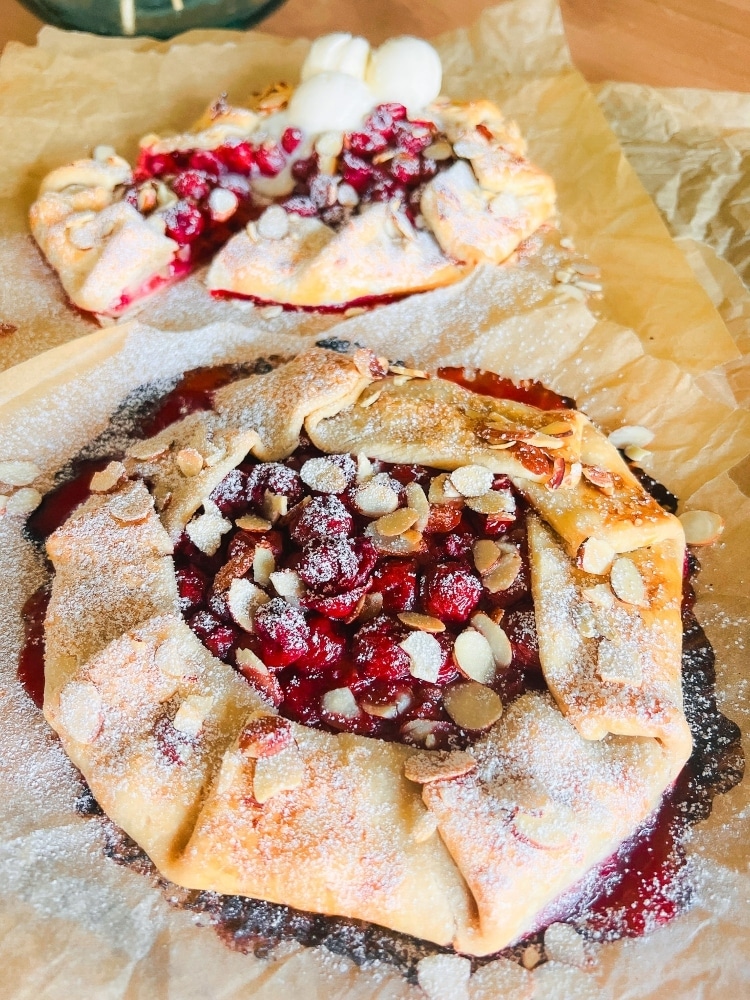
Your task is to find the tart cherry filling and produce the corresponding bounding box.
[173,443,541,750]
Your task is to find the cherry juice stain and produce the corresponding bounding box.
[17,360,744,976]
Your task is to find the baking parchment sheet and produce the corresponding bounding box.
[0,1,749,997]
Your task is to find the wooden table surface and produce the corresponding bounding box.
[1,0,749,90]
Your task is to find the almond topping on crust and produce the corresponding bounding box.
[172,695,214,737]
[0,460,40,487]
[473,539,503,575]
[400,631,444,682]
[610,556,647,607]
[270,569,305,604]
[300,457,348,494]
[127,438,169,461]
[398,612,446,633]
[109,489,153,526]
[389,364,428,379]
[578,537,616,576]
[453,629,496,685]
[262,491,288,522]
[404,482,430,530]
[540,421,574,438]
[582,583,615,608]
[443,682,502,730]
[354,474,401,516]
[374,507,419,536]
[428,473,463,504]
[4,488,42,516]
[582,465,616,496]
[679,509,724,546]
[624,444,650,463]
[482,548,522,593]
[235,514,272,532]
[59,681,103,744]
[361,686,413,719]
[154,638,192,679]
[596,638,643,686]
[404,749,476,784]
[470,612,513,668]
[186,501,231,554]
[175,447,204,478]
[90,461,127,493]
[228,578,270,631]
[608,424,654,450]
[238,715,293,758]
[449,464,493,497]
[253,744,305,803]
[257,204,289,241]
[465,490,515,516]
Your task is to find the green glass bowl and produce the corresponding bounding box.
[17,0,289,39]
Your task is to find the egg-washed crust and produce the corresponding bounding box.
[43,348,690,956]
[29,96,555,318]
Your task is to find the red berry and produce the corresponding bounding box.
[189,149,224,174]
[253,598,310,667]
[282,673,325,726]
[219,141,255,173]
[256,142,286,176]
[297,537,377,595]
[395,121,434,155]
[423,503,464,535]
[209,468,251,516]
[503,605,540,669]
[340,151,377,192]
[291,155,318,182]
[173,169,213,201]
[138,150,177,178]
[283,194,317,217]
[390,153,421,185]
[420,562,482,623]
[374,102,407,123]
[302,585,368,620]
[347,129,389,156]
[246,462,303,506]
[291,495,353,545]
[352,615,412,682]
[296,614,347,672]
[189,609,237,660]
[176,566,207,614]
[369,178,400,202]
[163,201,205,244]
[281,127,303,154]
[370,558,418,612]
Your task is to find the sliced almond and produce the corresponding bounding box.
[354,475,400,516]
[175,447,204,478]
[321,686,360,718]
[361,687,413,719]
[443,682,502,730]
[253,744,305,803]
[228,578,270,631]
[404,482,430,530]
[270,569,305,604]
[252,546,276,587]
[398,612,446,633]
[400,631,444,682]
[238,715,293,758]
[470,613,512,668]
[109,489,153,526]
[449,464,493,498]
[358,388,382,408]
[610,556,647,607]
[365,522,422,555]
[186,504,231,555]
[513,803,576,850]
[412,810,439,843]
[356,452,374,482]
[424,140,453,160]
[59,681,103,744]
[596,638,643,686]
[608,424,654,450]
[544,923,589,968]
[374,507,419,537]
[5,487,42,516]
[300,457,348,494]
[582,465,616,496]
[680,509,724,546]
[416,954,471,1000]
[399,719,447,750]
[404,749,476,784]
[624,444,650,464]
[483,550,522,593]
[473,539,502,575]
[358,592,384,621]
[0,460,40,487]
[262,491,288,523]
[452,629,496,685]
[389,365,428,379]
[127,438,169,461]
[154,638,192,679]
[428,473,463,504]
[465,490,516,516]
[540,420,574,438]
[579,537,616,576]
[235,514,272,532]
[90,461,127,493]
[235,648,283,706]
[173,694,214,737]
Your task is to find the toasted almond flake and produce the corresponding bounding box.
[109,489,153,526]
[452,629,496,684]
[555,283,586,301]
[576,603,600,638]
[3,487,42,516]
[512,802,576,850]
[202,442,227,468]
[358,592,384,621]
[356,452,374,483]
[391,209,416,241]
[355,476,401,516]
[186,504,231,554]
[417,954,471,1000]
[544,923,589,968]
[235,514,272,532]
[154,638,192,679]
[127,438,169,461]
[596,638,643,686]
[679,509,724,546]
[400,718,444,749]
[322,686,360,718]
[374,507,419,536]
[473,539,502,575]
[238,715,293,758]
[300,457,348,494]
[483,550,522,593]
[253,546,276,587]
[554,268,574,283]
[572,261,601,278]
[540,420,574,437]
[575,279,603,292]
[559,236,575,250]
[610,556,647,607]
[608,424,654,450]
[412,810,439,842]
[624,444,650,463]
[262,491,288,523]
[449,464,494,498]
[235,648,283,707]
[359,389,382,409]
[337,182,360,207]
[404,749,476,784]
[521,944,542,969]
[228,578,270,630]
[398,612,446,633]
[90,461,127,493]
[173,695,213,737]
[560,461,583,490]
[527,432,566,450]
[400,631,443,683]
[465,490,516,516]
[470,612,512,668]
[235,647,267,672]
[582,583,615,608]
[581,464,616,496]
[389,364,428,379]
[175,447,204,478]
[0,460,40,487]
[59,681,103,744]
[260,304,283,319]
[424,140,453,160]
[443,682,502,730]
[404,482,430,530]
[208,186,239,222]
[428,472,463,504]
[361,688,412,719]
[579,537,616,576]
[270,569,305,604]
[546,455,567,490]
[365,522,423,555]
[257,204,289,240]
[253,744,305,803]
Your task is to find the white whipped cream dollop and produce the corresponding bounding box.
[292,33,443,136]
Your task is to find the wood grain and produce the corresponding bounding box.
[0,0,749,89]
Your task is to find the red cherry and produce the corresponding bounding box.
[302,585,368,620]
[291,495,353,545]
[188,149,224,174]
[253,598,310,667]
[352,614,411,682]
[283,194,317,216]
[219,141,255,173]
[441,527,476,561]
[208,468,251,516]
[163,201,205,244]
[420,562,482,623]
[291,155,318,182]
[390,153,421,185]
[256,143,286,176]
[173,169,213,201]
[503,605,540,669]
[369,178,400,202]
[423,503,465,535]
[138,150,177,178]
[282,673,325,726]
[188,609,237,660]
[281,127,303,154]
[347,130,389,156]
[340,151,377,192]
[296,614,347,672]
[297,537,377,595]
[370,558,418,613]
[394,121,434,155]
[245,462,303,506]
[176,566,207,614]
